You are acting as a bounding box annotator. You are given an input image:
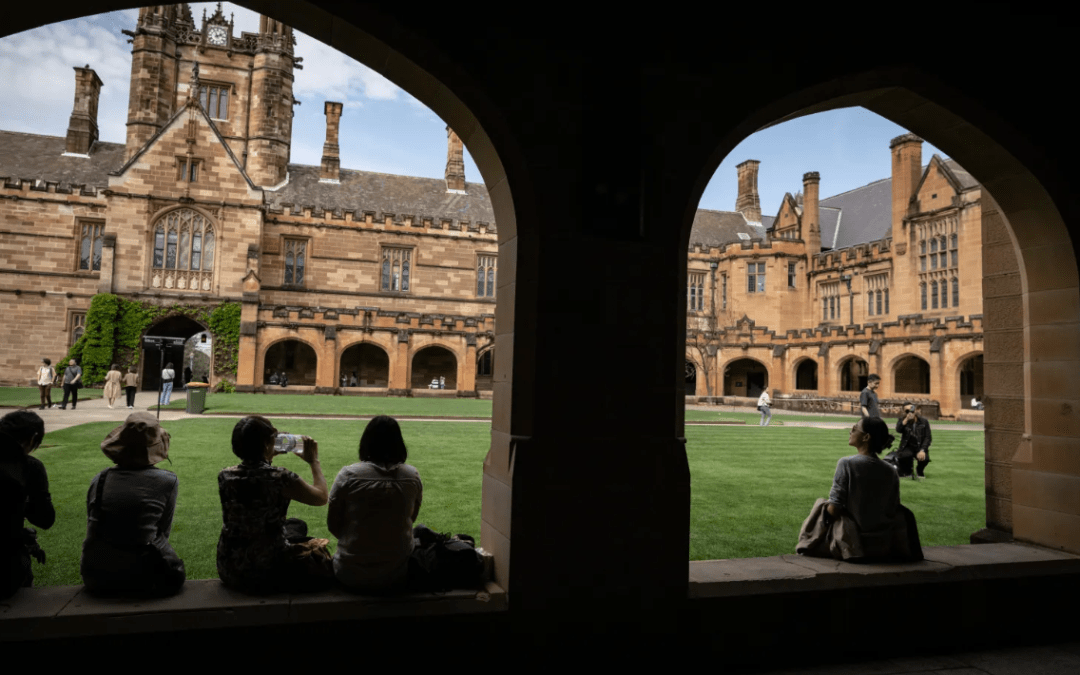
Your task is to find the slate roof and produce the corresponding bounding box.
[688,209,764,248]
[818,156,980,250]
[0,131,125,189]
[267,164,495,226]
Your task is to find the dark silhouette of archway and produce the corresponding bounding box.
[795,359,818,391]
[264,339,318,386]
[411,346,457,389]
[340,343,389,388]
[894,355,931,395]
[141,315,207,390]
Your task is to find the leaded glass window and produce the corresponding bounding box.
[150,208,215,291]
[78,221,104,271]
[381,247,412,292]
[198,84,230,119]
[284,238,306,286]
[477,254,496,298]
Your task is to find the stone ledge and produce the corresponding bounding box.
[688,543,1080,599]
[1,580,505,642]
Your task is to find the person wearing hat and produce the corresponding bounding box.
[0,410,54,599]
[80,412,185,596]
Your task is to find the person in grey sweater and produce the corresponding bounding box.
[826,417,923,561]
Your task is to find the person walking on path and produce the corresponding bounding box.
[123,367,139,409]
[60,360,82,410]
[103,364,122,409]
[35,358,55,410]
[894,403,932,480]
[860,374,882,419]
[159,362,175,407]
[757,389,772,426]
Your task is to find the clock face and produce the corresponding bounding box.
[207,25,227,46]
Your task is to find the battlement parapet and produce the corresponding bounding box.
[1,177,103,198]
[689,238,806,259]
[264,204,496,237]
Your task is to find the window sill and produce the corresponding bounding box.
[1,579,506,642]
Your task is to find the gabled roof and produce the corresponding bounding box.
[267,164,496,225]
[111,99,256,189]
[0,131,125,189]
[819,176,893,250]
[688,208,763,248]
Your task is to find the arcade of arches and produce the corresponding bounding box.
[2,2,1079,644]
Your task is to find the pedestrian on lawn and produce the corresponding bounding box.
[860,373,882,419]
[103,363,122,409]
[757,389,772,426]
[60,359,82,410]
[123,366,139,409]
[36,358,55,410]
[160,362,175,407]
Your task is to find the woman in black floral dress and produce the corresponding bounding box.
[216,416,334,593]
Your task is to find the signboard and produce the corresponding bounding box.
[143,335,187,347]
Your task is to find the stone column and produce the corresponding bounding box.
[315,326,337,393]
[388,330,410,394]
[460,334,477,394]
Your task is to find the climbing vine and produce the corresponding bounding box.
[60,294,242,386]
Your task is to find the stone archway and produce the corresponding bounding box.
[795,359,818,391]
[959,353,984,408]
[411,346,458,389]
[894,355,931,395]
[839,357,868,393]
[340,342,389,388]
[264,339,318,386]
[723,358,768,397]
[141,315,207,391]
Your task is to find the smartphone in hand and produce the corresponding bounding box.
[273,433,305,455]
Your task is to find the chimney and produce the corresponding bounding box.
[445,126,466,192]
[65,66,103,155]
[890,133,923,242]
[320,101,343,182]
[735,159,761,223]
[802,171,821,253]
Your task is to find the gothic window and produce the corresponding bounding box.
[747,262,765,293]
[884,288,889,314]
[940,279,949,308]
[821,281,840,322]
[950,233,958,267]
[381,247,412,292]
[868,291,874,316]
[830,296,836,320]
[865,274,889,317]
[284,238,306,286]
[477,254,497,298]
[930,238,938,270]
[150,208,215,292]
[721,273,727,310]
[198,84,230,120]
[931,280,939,309]
[176,157,201,182]
[70,312,86,347]
[952,277,959,307]
[788,262,796,288]
[939,236,948,269]
[918,220,959,311]
[823,297,828,321]
[921,282,927,310]
[688,272,705,311]
[77,220,104,271]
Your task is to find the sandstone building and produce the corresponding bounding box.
[0,4,982,418]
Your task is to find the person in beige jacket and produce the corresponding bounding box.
[123,367,139,409]
[103,364,123,409]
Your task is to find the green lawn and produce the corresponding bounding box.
[161,392,492,417]
[153,392,979,427]
[29,419,985,586]
[0,386,102,406]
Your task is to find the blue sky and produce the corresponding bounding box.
[0,3,947,214]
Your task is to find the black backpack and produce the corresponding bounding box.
[408,524,485,592]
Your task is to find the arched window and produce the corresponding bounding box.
[884,288,889,314]
[381,247,412,292]
[952,277,959,307]
[151,209,215,291]
[921,282,927,310]
[931,281,939,309]
[940,279,949,308]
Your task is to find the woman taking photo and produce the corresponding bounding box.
[328,415,422,593]
[80,412,185,596]
[217,416,333,593]
[797,416,922,562]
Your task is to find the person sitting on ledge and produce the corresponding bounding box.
[0,411,53,600]
[797,417,923,562]
[328,415,423,594]
[80,412,185,596]
[217,416,334,593]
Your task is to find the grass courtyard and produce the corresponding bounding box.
[29,416,985,586]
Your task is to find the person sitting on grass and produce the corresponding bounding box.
[328,415,422,593]
[797,416,923,562]
[80,412,186,596]
[217,416,334,593]
[0,410,53,600]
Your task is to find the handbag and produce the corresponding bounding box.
[409,524,485,592]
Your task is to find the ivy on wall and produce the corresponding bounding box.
[61,294,241,386]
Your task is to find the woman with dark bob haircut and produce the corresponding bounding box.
[216,416,333,592]
[327,415,422,592]
[798,417,923,562]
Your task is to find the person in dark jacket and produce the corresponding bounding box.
[895,403,932,480]
[80,412,185,596]
[0,410,54,599]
